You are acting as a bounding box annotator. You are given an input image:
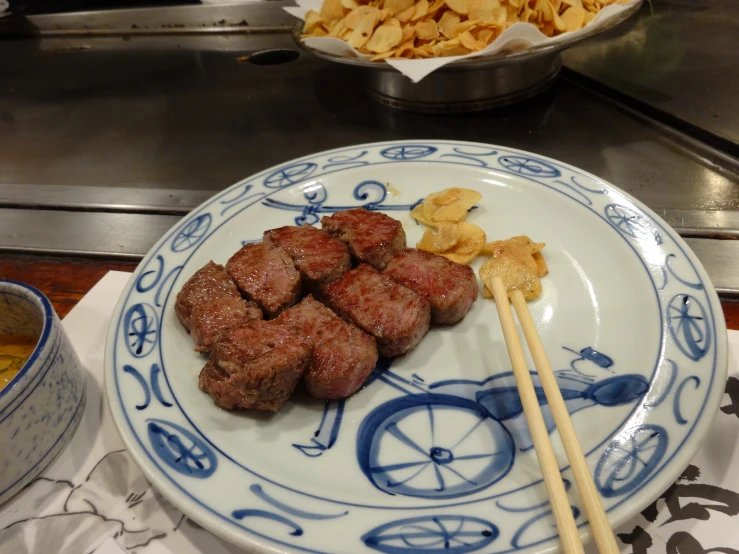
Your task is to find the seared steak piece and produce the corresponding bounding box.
[264,225,351,291]
[323,264,430,357]
[199,320,312,411]
[189,297,263,353]
[226,241,301,318]
[175,261,242,330]
[384,249,479,325]
[277,296,378,399]
[321,208,406,270]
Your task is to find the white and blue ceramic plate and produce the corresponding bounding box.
[104,141,728,554]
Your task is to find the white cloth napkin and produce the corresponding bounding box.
[285,0,641,83]
[0,270,738,553]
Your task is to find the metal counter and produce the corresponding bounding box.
[0,0,737,294]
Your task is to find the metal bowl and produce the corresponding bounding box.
[293,1,641,112]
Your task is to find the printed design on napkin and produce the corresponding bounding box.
[611,383,739,554]
[721,376,739,419]
[0,450,184,554]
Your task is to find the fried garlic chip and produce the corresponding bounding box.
[479,235,547,300]
[480,255,542,300]
[422,187,482,223]
[417,222,461,253]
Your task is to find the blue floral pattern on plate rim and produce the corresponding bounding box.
[104,141,728,554]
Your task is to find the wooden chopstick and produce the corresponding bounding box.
[490,277,585,554]
[510,289,620,554]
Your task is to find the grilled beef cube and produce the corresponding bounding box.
[321,208,406,270]
[323,264,430,358]
[384,248,478,325]
[277,296,378,399]
[199,320,311,412]
[226,241,301,318]
[175,261,241,330]
[189,296,263,353]
[264,225,351,291]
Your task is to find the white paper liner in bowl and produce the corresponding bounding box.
[284,0,640,82]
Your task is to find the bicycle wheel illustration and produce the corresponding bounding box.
[357,394,515,499]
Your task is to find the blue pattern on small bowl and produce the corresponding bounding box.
[0,280,86,505]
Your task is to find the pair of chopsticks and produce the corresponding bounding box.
[489,277,618,554]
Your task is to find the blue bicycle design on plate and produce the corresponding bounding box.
[295,347,650,500]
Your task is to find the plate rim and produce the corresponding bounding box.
[104,139,729,554]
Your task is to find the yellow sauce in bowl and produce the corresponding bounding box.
[0,335,37,391]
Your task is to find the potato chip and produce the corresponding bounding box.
[341,0,359,9]
[385,0,413,15]
[459,30,485,51]
[493,5,507,24]
[347,10,379,47]
[395,37,416,57]
[327,18,347,36]
[378,7,393,21]
[345,5,378,28]
[479,256,542,300]
[438,11,461,38]
[426,0,447,16]
[477,27,496,44]
[455,19,481,34]
[432,38,464,57]
[366,21,404,52]
[396,5,416,21]
[468,0,498,21]
[412,0,429,19]
[417,223,462,253]
[304,10,323,32]
[386,16,402,27]
[320,0,346,25]
[561,4,586,31]
[416,19,440,40]
[445,0,468,14]
[370,49,399,60]
[552,5,567,31]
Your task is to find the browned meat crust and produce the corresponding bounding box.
[384,248,478,325]
[226,242,301,318]
[321,208,406,270]
[277,296,378,399]
[323,264,430,358]
[199,320,312,411]
[264,225,351,291]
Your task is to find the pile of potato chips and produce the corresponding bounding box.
[303,0,629,60]
[411,187,549,300]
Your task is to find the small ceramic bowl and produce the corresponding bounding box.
[0,280,86,505]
